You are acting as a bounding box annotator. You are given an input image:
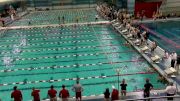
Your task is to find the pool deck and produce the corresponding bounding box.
[111,20,180,90]
[134,17,180,23]
[0,21,110,30]
[42,90,180,101]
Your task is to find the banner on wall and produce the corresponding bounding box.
[134,1,162,18]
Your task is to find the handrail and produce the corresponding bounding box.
[118,95,180,101]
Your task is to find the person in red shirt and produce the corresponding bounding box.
[11,86,23,101]
[48,85,57,101]
[31,87,40,101]
[111,86,119,101]
[59,85,69,101]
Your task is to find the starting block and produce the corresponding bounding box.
[164,67,177,76]
[141,46,149,52]
[122,29,128,33]
[151,55,160,62]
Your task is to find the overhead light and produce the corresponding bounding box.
[0,0,13,3]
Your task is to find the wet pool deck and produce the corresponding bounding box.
[43,90,180,101]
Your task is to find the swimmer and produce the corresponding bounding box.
[75,63,79,68]
[51,65,55,69]
[101,73,105,79]
[49,77,54,83]
[23,79,28,84]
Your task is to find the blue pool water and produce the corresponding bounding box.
[141,20,180,54]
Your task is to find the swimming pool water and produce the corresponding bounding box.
[10,9,105,26]
[0,24,166,100]
[141,20,180,54]
[0,8,167,100]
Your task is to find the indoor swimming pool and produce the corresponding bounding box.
[10,9,105,26]
[0,24,166,100]
[140,20,180,54]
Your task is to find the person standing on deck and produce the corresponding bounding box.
[48,85,57,101]
[104,88,110,101]
[111,85,119,101]
[31,87,40,101]
[143,79,153,100]
[11,86,23,101]
[171,52,177,68]
[72,81,83,101]
[165,82,176,100]
[59,85,69,101]
[120,79,127,96]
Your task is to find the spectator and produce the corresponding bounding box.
[120,79,127,96]
[176,55,180,73]
[11,86,23,101]
[48,85,57,101]
[144,79,153,100]
[104,88,110,101]
[72,81,83,101]
[59,85,69,101]
[111,85,119,101]
[150,41,157,53]
[31,87,40,101]
[171,52,177,68]
[165,82,176,100]
[163,51,169,60]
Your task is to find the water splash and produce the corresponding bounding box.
[12,45,21,54]
[20,38,27,46]
[3,56,13,67]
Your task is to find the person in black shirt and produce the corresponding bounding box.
[104,88,110,101]
[120,79,127,96]
[144,79,153,100]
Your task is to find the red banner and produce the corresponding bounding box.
[135,1,162,18]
